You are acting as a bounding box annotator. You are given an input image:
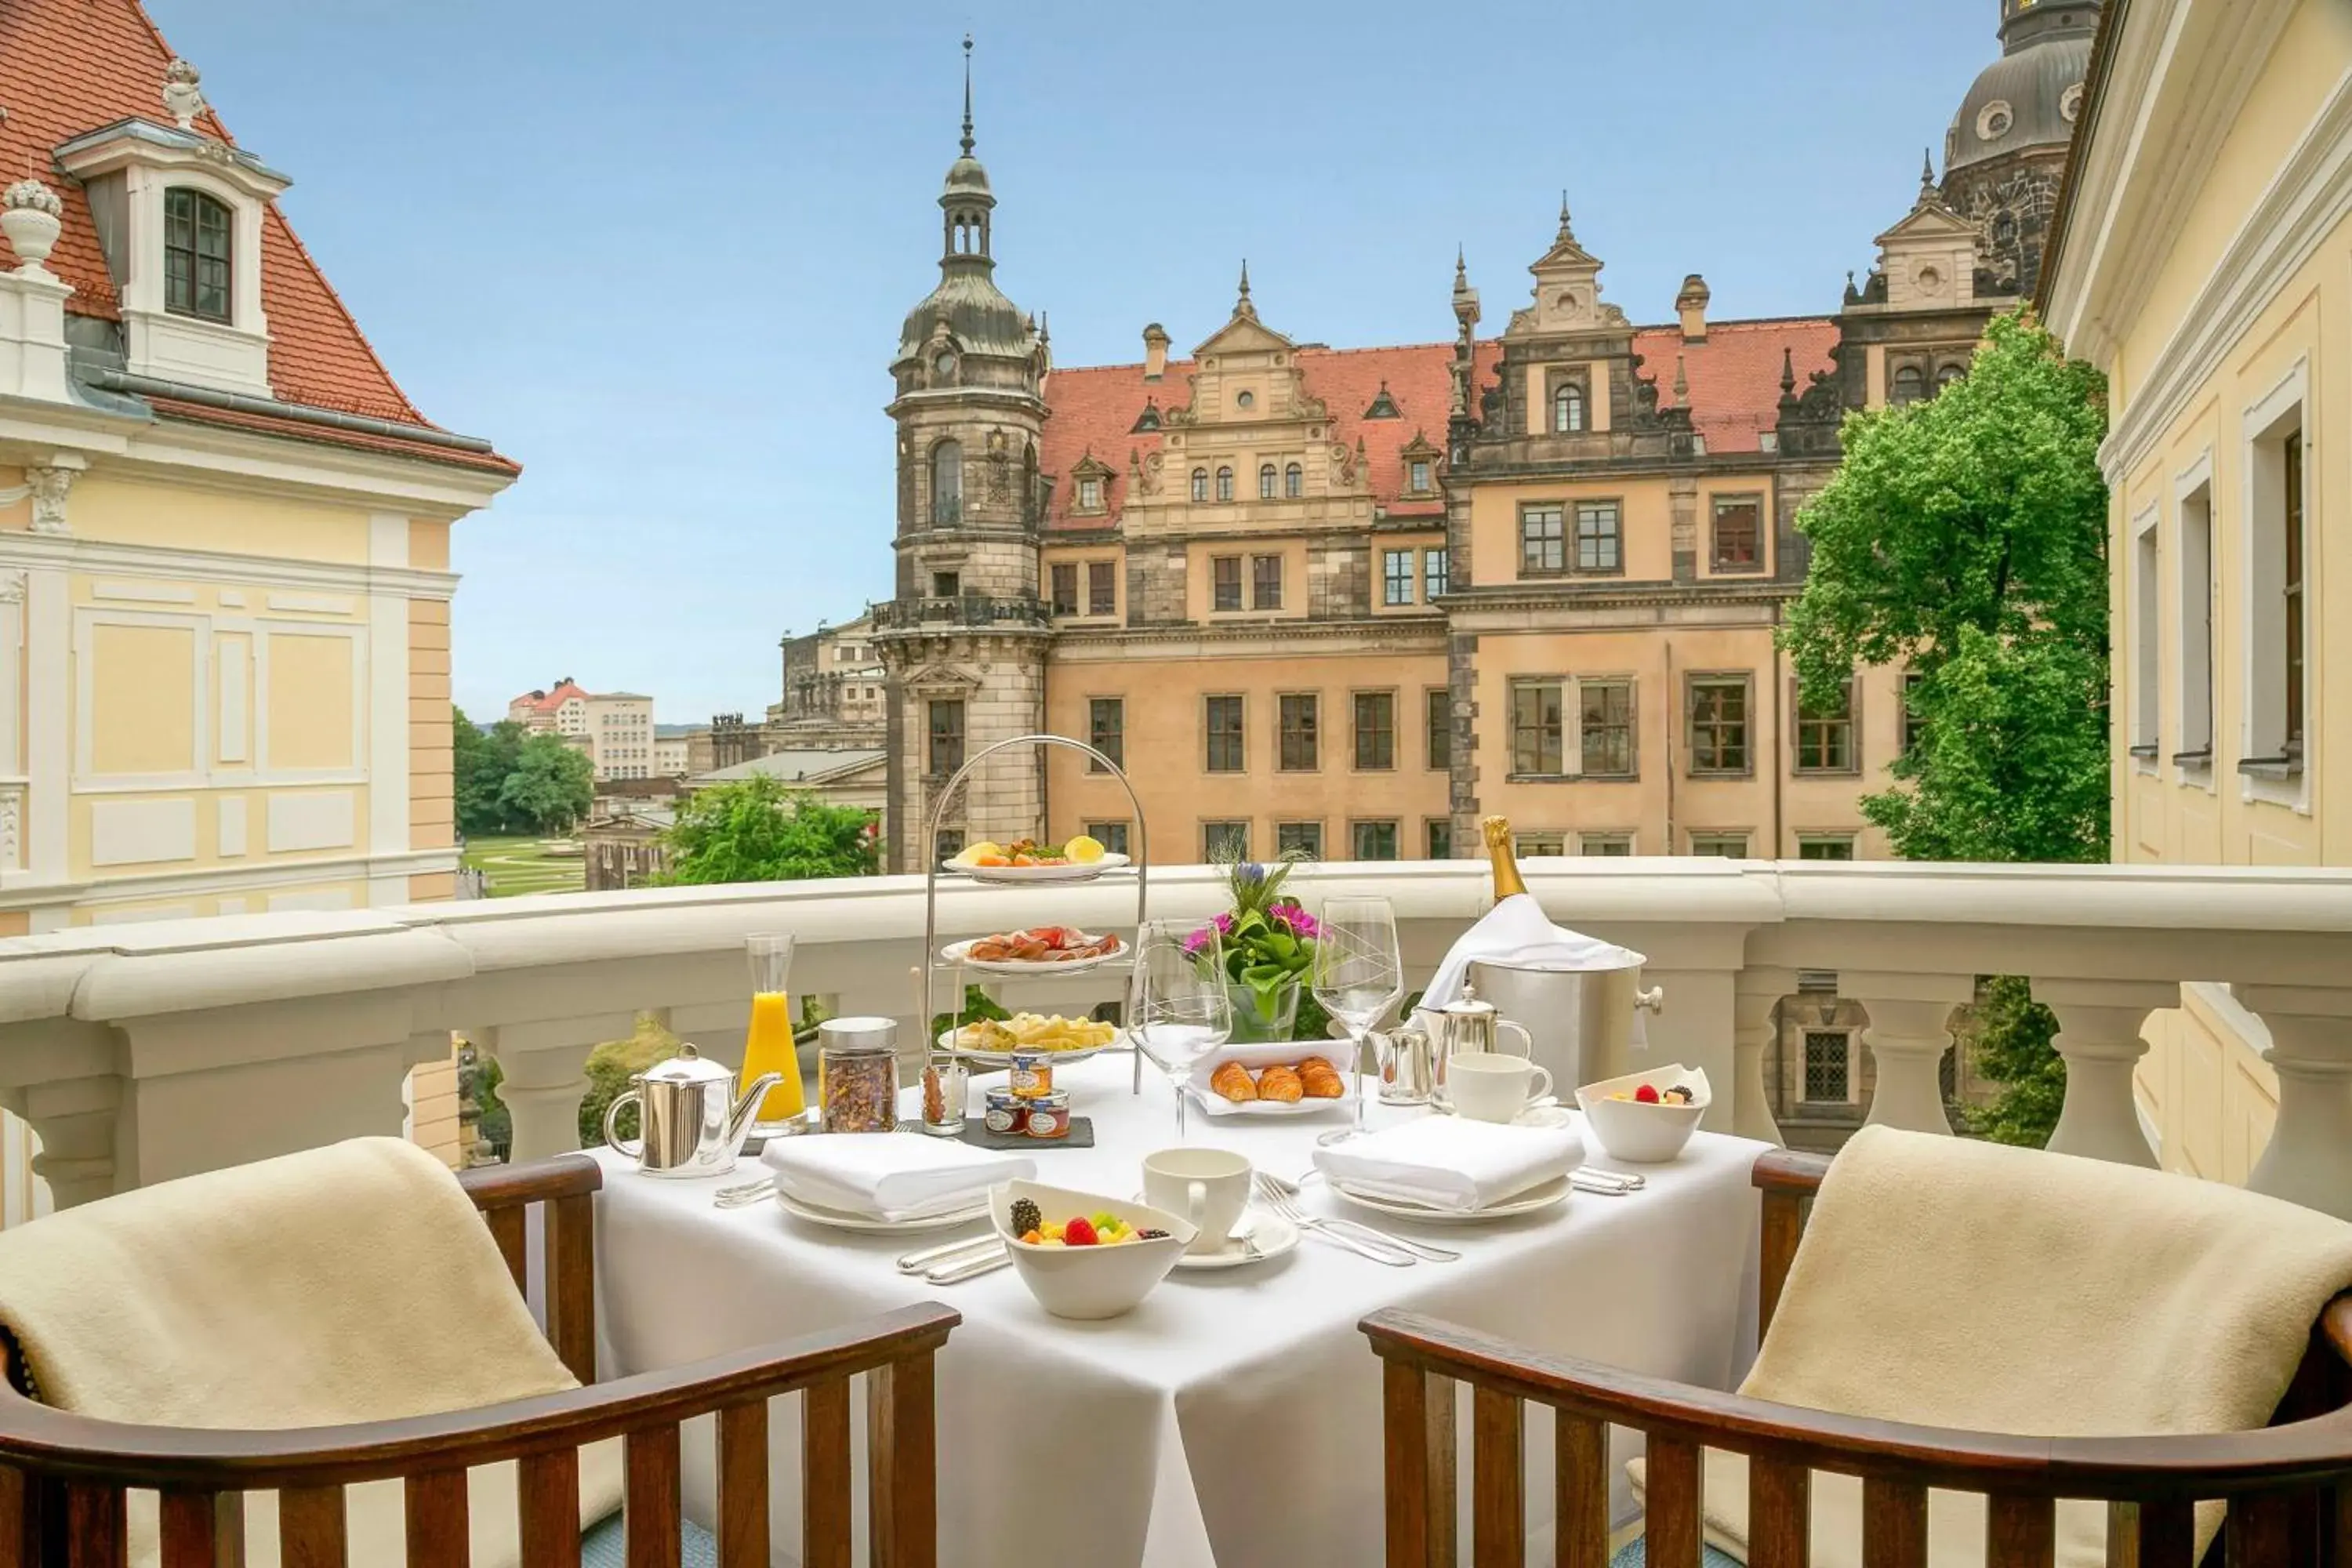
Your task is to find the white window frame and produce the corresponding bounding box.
[2129,503,2161,771]
[2173,452,2216,788]
[2238,359,2312,812]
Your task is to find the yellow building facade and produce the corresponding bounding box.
[0,1,516,932]
[2042,0,2352,1178]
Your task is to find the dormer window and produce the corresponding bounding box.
[1132,399,1163,434]
[1554,383,1587,433]
[1410,459,1432,492]
[164,188,231,322]
[1078,477,1102,510]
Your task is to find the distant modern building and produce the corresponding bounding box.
[652,735,691,778]
[508,679,658,782]
[772,615,888,752]
[0,0,519,930]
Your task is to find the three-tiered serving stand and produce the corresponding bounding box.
[920,734,1154,1094]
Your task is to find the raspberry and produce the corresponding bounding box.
[1064,1216,1098,1247]
[1634,1083,1661,1104]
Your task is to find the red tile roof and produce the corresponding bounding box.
[512,681,592,716]
[1040,317,1835,527]
[0,0,515,474]
[1636,317,1839,452]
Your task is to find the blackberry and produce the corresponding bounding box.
[1136,1228,1171,1240]
[1008,1198,1043,1236]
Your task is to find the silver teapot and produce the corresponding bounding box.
[603,1043,782,1179]
[1425,981,1537,1080]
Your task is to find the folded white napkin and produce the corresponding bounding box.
[760,1135,1035,1221]
[1311,1115,1586,1213]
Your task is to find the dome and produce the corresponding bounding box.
[894,267,1033,367]
[1947,2,2097,172]
[943,154,991,199]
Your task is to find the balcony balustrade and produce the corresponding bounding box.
[867,593,1051,633]
[1,858,2348,1219]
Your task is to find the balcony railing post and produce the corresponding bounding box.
[474,1016,636,1163]
[2237,989,2352,1221]
[1846,974,1970,1137]
[2035,982,2165,1168]
[1733,967,1795,1148]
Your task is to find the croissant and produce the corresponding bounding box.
[1257,1064,1305,1104]
[1209,1060,1258,1102]
[1298,1059,1346,1098]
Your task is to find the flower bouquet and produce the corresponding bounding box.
[1185,855,1331,1043]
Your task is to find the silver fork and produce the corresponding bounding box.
[1250,1173,1417,1267]
[1256,1171,1461,1261]
[713,1177,775,1209]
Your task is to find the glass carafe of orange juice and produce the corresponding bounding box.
[741,933,806,1131]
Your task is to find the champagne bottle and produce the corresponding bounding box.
[1481,815,1530,900]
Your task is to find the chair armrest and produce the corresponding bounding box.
[1362,1308,2352,1500]
[0,1303,959,1493]
[1752,1148,1831,1196]
[459,1154,602,1212]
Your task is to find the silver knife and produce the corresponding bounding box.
[896,1232,1000,1273]
[926,1245,1009,1283]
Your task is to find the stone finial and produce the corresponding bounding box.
[162,58,205,131]
[1,180,64,274]
[1233,259,1257,321]
[1556,190,1575,241]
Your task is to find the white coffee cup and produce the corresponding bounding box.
[1142,1148,1251,1255]
[1444,1051,1555,1123]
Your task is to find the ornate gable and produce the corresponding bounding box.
[1874,172,1984,313]
[1518,196,1615,336]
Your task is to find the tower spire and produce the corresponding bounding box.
[1920,146,1936,191]
[960,34,975,155]
[1233,259,1258,321]
[1557,190,1573,240]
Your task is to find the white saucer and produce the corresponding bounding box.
[773,1189,993,1235]
[1173,1210,1301,1270]
[1327,1174,1573,1224]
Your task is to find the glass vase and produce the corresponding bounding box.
[1223,977,1301,1043]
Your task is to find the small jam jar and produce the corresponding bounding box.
[982,1088,1029,1137]
[1024,1090,1072,1141]
[1008,1051,1054,1100]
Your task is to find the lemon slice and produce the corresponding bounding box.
[1065,834,1105,863]
[962,840,1002,862]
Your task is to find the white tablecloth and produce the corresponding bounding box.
[592,1054,1763,1568]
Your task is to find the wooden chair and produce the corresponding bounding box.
[0,1154,959,1568]
[1363,1149,2352,1568]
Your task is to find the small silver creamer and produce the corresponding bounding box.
[602,1043,781,1179]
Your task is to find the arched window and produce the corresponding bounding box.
[1936,364,1965,392]
[1215,466,1234,503]
[1190,467,1209,503]
[1553,383,1584,434]
[1258,463,1277,499]
[1892,365,1925,405]
[1284,463,1303,498]
[164,187,232,323]
[931,440,963,524]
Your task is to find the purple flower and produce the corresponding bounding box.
[1237,863,1267,887]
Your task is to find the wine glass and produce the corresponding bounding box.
[1129,918,1234,1142]
[1312,895,1405,1147]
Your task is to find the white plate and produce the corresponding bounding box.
[935,1029,1121,1069]
[943,852,1132,884]
[940,932,1125,977]
[1327,1174,1573,1224]
[1173,1210,1301,1271]
[1183,1084,1351,1118]
[1185,1044,1356,1118]
[772,1189,993,1235]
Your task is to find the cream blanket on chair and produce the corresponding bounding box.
[1631,1126,2352,1568]
[0,1136,623,1568]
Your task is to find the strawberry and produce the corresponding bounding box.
[1064,1216,1098,1247]
[1634,1083,1661,1105]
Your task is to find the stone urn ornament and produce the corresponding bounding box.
[1,180,63,275]
[162,58,206,131]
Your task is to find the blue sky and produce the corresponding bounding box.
[145,1,1994,724]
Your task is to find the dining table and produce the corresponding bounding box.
[590,1051,1766,1568]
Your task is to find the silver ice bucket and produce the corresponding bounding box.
[1465,960,1662,1092]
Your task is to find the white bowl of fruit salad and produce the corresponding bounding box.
[1574,1065,1710,1164]
[946,835,1130,884]
[992,1179,1197,1319]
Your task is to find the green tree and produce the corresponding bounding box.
[455,710,528,837]
[498,732,594,833]
[656,772,880,885]
[1780,310,2111,1145]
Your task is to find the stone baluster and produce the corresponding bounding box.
[1846,972,1971,1136]
[1730,967,1793,1147]
[16,1073,120,1209]
[2033,979,2165,1167]
[2235,987,2352,1221]
[477,1014,636,1163]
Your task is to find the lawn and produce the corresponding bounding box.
[459,834,586,898]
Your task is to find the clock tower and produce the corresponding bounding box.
[873,38,1053,873]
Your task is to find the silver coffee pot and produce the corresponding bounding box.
[1425,981,1536,1091]
[602,1043,782,1179]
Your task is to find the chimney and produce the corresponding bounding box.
[1675,274,1711,343]
[1142,323,1170,381]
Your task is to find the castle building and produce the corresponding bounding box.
[873,9,2096,876]
[0,0,517,929]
